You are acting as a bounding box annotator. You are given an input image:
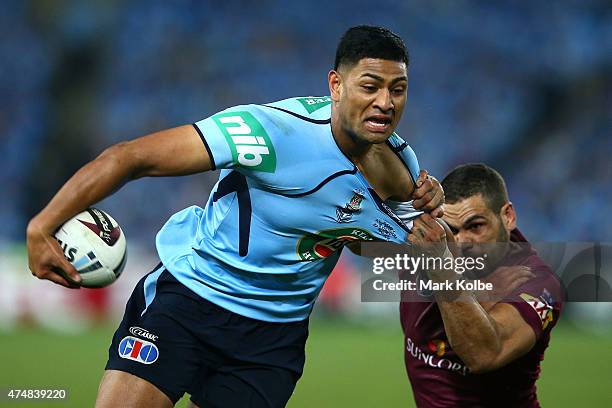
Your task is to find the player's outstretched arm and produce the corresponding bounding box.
[27,125,212,288]
[407,214,536,374]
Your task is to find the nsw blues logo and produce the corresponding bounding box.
[336,189,365,223]
[118,336,159,364]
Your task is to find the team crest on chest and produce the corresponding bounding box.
[336,189,366,223]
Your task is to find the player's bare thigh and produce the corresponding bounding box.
[95,370,173,408]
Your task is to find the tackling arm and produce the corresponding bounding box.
[27,125,212,287]
[409,215,536,374]
[434,289,536,373]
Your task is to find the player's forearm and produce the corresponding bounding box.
[436,293,501,373]
[428,267,502,373]
[27,142,140,234]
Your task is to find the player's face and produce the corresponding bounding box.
[442,194,516,266]
[329,58,408,144]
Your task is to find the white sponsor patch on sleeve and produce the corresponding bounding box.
[519,292,554,329]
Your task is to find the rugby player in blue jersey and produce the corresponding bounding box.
[27,26,444,407]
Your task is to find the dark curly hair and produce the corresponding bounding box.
[334,25,409,71]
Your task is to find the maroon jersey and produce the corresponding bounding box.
[400,229,564,408]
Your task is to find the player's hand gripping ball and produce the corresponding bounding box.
[54,208,127,288]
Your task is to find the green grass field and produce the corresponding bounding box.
[0,320,609,407]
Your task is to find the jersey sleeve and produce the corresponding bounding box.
[388,134,420,184]
[193,105,277,173]
[381,134,422,229]
[193,114,231,171]
[501,266,564,340]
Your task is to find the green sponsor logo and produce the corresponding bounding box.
[297,96,332,114]
[297,227,375,261]
[212,111,277,172]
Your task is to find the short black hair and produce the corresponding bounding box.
[334,25,409,71]
[441,163,509,213]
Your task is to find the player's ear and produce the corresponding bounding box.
[328,70,342,102]
[499,202,517,231]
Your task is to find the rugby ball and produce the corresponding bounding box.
[54,208,127,288]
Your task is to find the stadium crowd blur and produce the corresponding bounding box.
[2,1,610,245]
[2,1,611,245]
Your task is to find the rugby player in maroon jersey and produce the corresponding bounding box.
[401,163,563,408]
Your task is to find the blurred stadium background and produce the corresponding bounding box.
[1,1,611,407]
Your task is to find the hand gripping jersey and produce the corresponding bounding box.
[155,96,422,322]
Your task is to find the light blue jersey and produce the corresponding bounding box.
[155,96,422,322]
